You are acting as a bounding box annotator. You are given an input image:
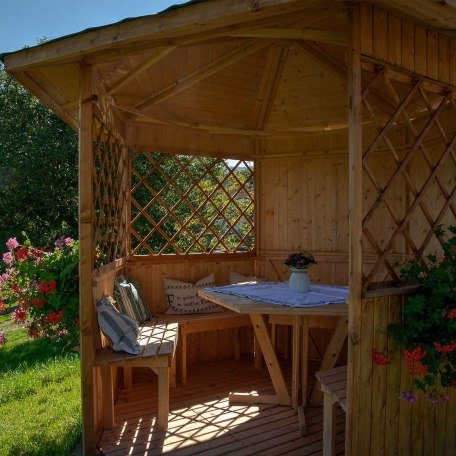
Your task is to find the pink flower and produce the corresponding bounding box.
[12,307,27,322]
[6,237,19,250]
[64,237,74,246]
[2,252,13,265]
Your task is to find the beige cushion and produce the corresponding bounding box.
[229,271,266,285]
[164,273,223,314]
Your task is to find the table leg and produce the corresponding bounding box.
[292,315,301,410]
[240,314,291,406]
[309,316,348,406]
[301,316,309,407]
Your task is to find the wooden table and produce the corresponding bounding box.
[198,288,348,433]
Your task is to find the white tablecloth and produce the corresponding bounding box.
[204,282,348,308]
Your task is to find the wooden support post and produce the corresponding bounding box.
[157,366,169,429]
[180,332,187,383]
[346,4,363,455]
[79,61,96,454]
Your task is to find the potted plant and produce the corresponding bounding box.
[284,250,317,292]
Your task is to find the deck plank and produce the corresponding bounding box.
[98,358,346,455]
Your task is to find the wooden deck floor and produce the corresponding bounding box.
[98,358,345,455]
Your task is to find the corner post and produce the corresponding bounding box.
[346,4,363,456]
[79,61,95,454]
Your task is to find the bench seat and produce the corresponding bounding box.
[94,319,178,430]
[158,310,252,383]
[315,365,347,456]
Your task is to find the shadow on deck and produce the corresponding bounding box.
[98,358,345,455]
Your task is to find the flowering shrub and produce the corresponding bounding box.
[284,250,317,269]
[386,225,456,405]
[0,235,79,349]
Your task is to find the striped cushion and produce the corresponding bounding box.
[114,275,152,323]
[96,296,140,355]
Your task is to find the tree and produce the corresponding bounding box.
[0,64,78,252]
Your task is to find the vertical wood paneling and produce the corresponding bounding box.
[450,40,456,86]
[360,5,456,85]
[372,6,388,61]
[360,3,373,56]
[401,19,415,72]
[438,36,450,84]
[414,25,428,76]
[426,30,439,80]
[387,13,402,66]
[351,295,456,455]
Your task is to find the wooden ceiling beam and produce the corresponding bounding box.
[231,28,346,46]
[251,43,289,130]
[134,40,269,110]
[116,103,349,136]
[107,47,177,96]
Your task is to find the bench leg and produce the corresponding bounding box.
[180,332,187,384]
[323,392,336,456]
[123,366,133,390]
[170,353,177,389]
[157,366,169,430]
[233,328,240,361]
[101,366,115,429]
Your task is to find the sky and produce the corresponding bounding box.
[0,0,189,54]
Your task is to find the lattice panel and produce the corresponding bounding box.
[361,63,456,289]
[92,116,128,266]
[130,151,254,255]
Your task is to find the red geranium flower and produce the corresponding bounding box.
[15,246,29,261]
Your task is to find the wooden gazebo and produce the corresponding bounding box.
[2,1,456,454]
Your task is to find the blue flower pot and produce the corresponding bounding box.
[288,266,311,292]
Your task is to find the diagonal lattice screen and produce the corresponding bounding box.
[130,151,255,255]
[361,63,456,289]
[92,116,128,266]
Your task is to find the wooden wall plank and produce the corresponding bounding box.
[370,296,389,455]
[438,36,450,84]
[387,13,402,66]
[414,24,427,76]
[401,19,415,72]
[384,296,401,456]
[360,2,373,56]
[426,30,439,80]
[372,6,388,62]
[450,40,456,87]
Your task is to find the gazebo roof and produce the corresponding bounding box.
[1,0,455,137]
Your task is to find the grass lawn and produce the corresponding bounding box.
[0,314,82,456]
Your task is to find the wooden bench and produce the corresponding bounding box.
[94,318,178,430]
[315,365,347,456]
[159,311,252,383]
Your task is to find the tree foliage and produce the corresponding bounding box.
[0,64,78,252]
